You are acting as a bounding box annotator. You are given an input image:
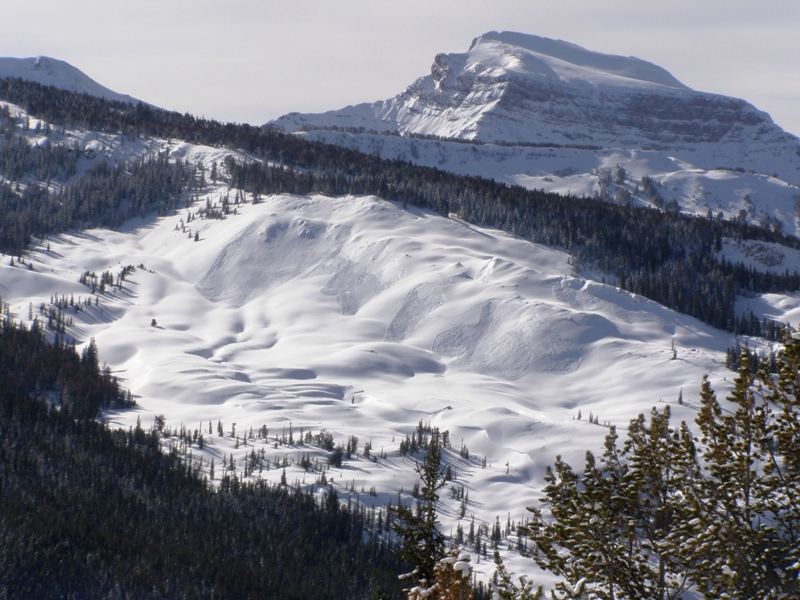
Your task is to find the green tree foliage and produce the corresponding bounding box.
[526,429,646,599]
[393,429,448,585]
[687,352,799,597]
[0,321,131,418]
[525,343,800,599]
[490,552,545,600]
[621,408,698,598]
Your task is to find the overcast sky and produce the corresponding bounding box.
[4,1,799,135]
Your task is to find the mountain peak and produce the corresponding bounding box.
[0,55,143,105]
[270,30,792,158]
[470,31,689,90]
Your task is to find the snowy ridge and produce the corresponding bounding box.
[0,56,143,105]
[469,31,689,90]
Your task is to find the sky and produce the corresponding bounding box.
[3,1,800,135]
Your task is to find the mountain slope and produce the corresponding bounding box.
[271,31,798,164]
[2,179,746,582]
[0,56,143,105]
[2,80,798,585]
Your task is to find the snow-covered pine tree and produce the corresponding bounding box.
[763,336,800,588]
[490,551,544,599]
[685,349,799,598]
[689,362,777,597]
[407,550,474,600]
[622,406,697,599]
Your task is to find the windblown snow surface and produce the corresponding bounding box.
[2,84,798,589]
[4,144,784,584]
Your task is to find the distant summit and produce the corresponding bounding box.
[0,56,143,105]
[269,31,800,181]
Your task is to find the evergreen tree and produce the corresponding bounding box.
[393,429,447,585]
[407,550,474,600]
[490,552,544,600]
[622,407,697,599]
[525,344,800,599]
[527,427,641,599]
[687,356,798,597]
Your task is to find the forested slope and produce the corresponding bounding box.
[0,321,404,599]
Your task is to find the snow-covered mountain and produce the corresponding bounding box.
[270,32,800,233]
[0,56,143,105]
[3,51,800,586]
[272,31,799,169]
[4,99,790,582]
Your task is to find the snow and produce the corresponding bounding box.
[0,56,144,105]
[1,154,740,583]
[3,48,790,587]
[269,31,797,157]
[718,238,800,273]
[0,64,791,588]
[470,32,689,90]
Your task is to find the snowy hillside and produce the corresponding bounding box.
[1,154,763,581]
[296,129,800,235]
[270,31,800,230]
[2,68,797,587]
[0,56,143,105]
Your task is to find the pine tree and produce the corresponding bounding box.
[622,406,696,599]
[490,551,544,599]
[407,550,474,600]
[526,345,800,599]
[526,427,639,599]
[762,334,800,588]
[690,361,777,597]
[392,430,447,586]
[685,351,800,597]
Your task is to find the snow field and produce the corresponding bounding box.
[1,174,747,583]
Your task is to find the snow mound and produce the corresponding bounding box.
[197,217,354,306]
